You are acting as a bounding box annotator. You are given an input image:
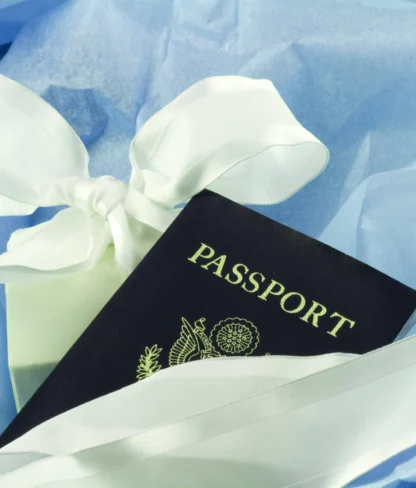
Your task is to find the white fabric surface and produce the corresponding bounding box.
[0,335,415,487]
[0,74,328,279]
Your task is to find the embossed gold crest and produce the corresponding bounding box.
[137,316,260,381]
[169,317,221,366]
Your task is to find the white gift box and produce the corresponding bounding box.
[6,247,126,409]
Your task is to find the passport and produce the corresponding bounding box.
[2,189,416,446]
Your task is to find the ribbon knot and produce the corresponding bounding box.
[71,176,129,219]
[0,74,329,282]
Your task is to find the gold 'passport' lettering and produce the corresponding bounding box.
[188,242,356,339]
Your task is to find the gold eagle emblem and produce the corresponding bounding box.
[169,317,221,366]
[137,316,261,381]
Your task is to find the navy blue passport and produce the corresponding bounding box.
[2,189,416,446]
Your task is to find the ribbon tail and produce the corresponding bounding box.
[107,205,142,275]
[0,208,112,282]
[110,190,177,274]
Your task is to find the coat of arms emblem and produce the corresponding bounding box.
[137,316,260,381]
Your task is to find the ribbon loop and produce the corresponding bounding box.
[130,76,328,207]
[0,74,89,217]
[0,75,329,281]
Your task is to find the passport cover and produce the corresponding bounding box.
[2,189,416,446]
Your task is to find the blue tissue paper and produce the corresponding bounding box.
[0,0,67,45]
[1,1,416,485]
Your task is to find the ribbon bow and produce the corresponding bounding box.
[0,75,328,282]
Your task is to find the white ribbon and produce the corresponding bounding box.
[0,74,328,281]
[1,335,416,487]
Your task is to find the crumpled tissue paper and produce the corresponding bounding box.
[1,1,416,485]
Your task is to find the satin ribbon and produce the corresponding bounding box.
[1,335,416,487]
[0,74,328,280]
